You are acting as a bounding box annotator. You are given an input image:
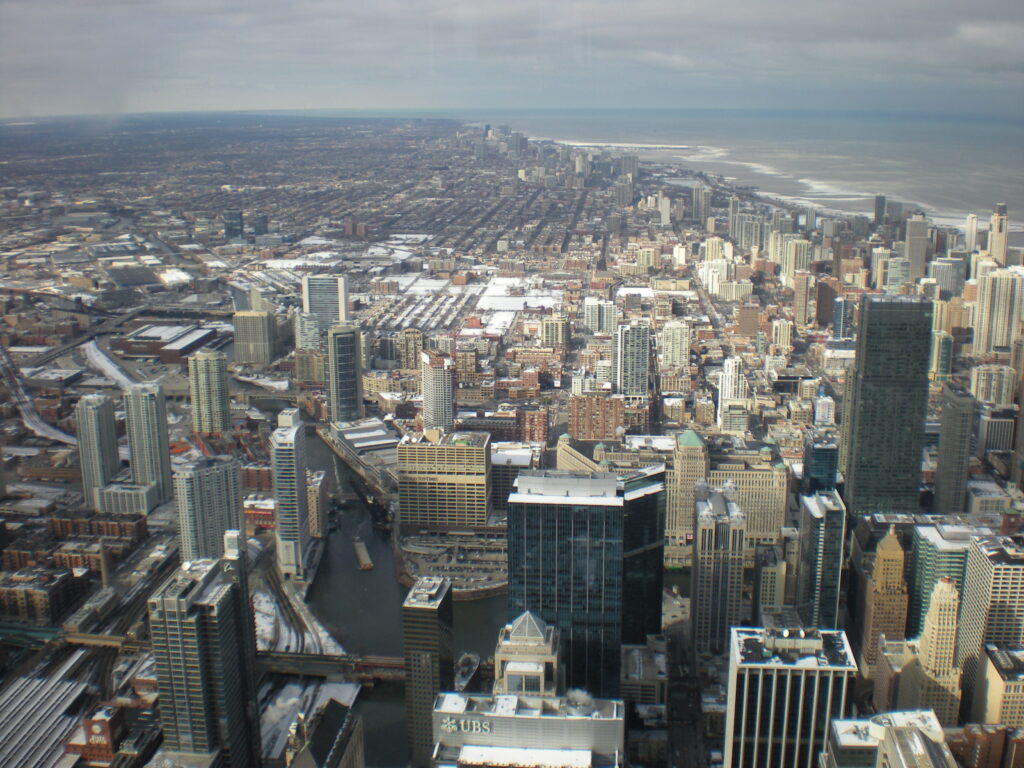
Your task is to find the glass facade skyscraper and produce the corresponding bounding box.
[841,295,932,517]
[507,467,665,697]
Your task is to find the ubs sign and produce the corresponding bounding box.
[440,716,491,735]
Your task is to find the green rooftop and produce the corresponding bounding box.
[676,429,704,448]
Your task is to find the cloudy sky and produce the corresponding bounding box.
[1,0,1022,119]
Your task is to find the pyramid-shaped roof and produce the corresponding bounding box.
[509,611,547,640]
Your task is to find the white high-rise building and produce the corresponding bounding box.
[989,203,1009,266]
[302,274,349,331]
[76,394,121,510]
[771,318,793,350]
[612,321,650,401]
[724,627,856,768]
[421,350,455,432]
[974,267,1024,356]
[965,213,978,253]
[294,311,322,351]
[271,409,309,580]
[661,320,691,368]
[582,297,618,334]
[970,364,1019,406]
[124,382,172,506]
[188,349,230,435]
[954,535,1024,707]
[814,395,836,425]
[175,456,242,561]
[717,356,747,425]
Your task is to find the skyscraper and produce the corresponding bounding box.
[797,490,846,630]
[398,327,425,370]
[965,213,978,252]
[970,364,1019,406]
[222,209,244,240]
[293,311,322,351]
[874,195,886,226]
[905,212,929,282]
[954,535,1024,708]
[929,330,953,381]
[692,481,745,656]
[188,349,231,435]
[973,267,1024,357]
[717,356,747,425]
[124,382,172,506]
[75,393,120,510]
[907,524,990,637]
[692,183,710,224]
[420,350,455,433]
[857,528,909,673]
[148,532,261,767]
[270,409,309,580]
[302,274,349,332]
[582,297,618,334]
[841,295,932,516]
[540,313,570,350]
[612,321,650,401]
[660,320,691,368]
[175,455,242,561]
[232,310,275,365]
[803,428,839,493]
[989,203,1009,266]
[403,576,453,768]
[666,429,710,567]
[724,627,856,768]
[327,324,363,423]
[507,467,665,696]
[397,431,491,530]
[933,383,976,514]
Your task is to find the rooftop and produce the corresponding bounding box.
[983,644,1024,681]
[404,576,451,609]
[732,627,856,670]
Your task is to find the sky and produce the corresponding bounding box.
[1,0,1022,119]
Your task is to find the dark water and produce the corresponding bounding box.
[303,434,507,767]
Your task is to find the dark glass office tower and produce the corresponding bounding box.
[933,383,977,514]
[327,324,363,423]
[507,467,665,697]
[803,427,839,493]
[841,295,932,517]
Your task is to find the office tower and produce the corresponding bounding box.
[974,644,1024,727]
[271,409,309,580]
[612,321,650,401]
[841,295,932,517]
[403,576,454,768]
[858,527,908,672]
[975,267,1024,356]
[222,209,244,240]
[874,195,887,226]
[932,384,976,515]
[293,311,322,351]
[149,532,260,767]
[797,491,846,630]
[620,154,639,178]
[793,272,813,326]
[665,429,711,567]
[892,578,963,725]
[989,203,1009,266]
[965,213,979,252]
[885,256,912,292]
[251,211,268,236]
[232,310,275,365]
[976,404,1017,458]
[327,324,363,423]
[75,394,120,510]
[929,330,953,381]
[930,257,966,298]
[567,393,625,441]
[507,467,665,696]
[905,213,929,282]
[907,524,989,637]
[302,274,349,332]
[724,627,856,768]
[492,611,563,697]
[582,297,618,334]
[804,428,839,493]
[955,535,1024,703]
[691,481,745,656]
[397,432,491,530]
[124,382,172,506]
[970,364,1018,406]
[717,356,747,424]
[691,183,710,224]
[398,327,425,370]
[188,349,230,435]
[420,350,455,433]
[660,320,691,368]
[175,456,242,561]
[833,296,854,338]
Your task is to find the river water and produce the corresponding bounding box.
[303,432,507,767]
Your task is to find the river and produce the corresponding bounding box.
[303,430,507,767]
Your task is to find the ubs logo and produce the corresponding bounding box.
[440,716,492,735]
